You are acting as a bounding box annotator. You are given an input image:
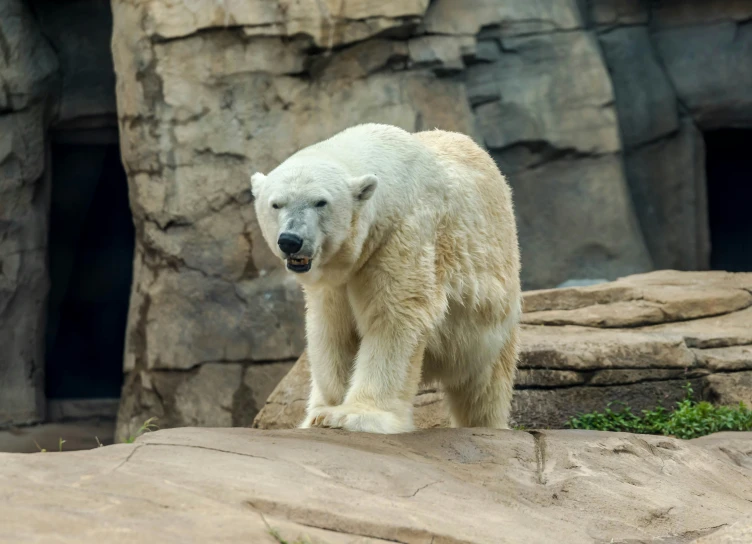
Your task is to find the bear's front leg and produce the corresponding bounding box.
[299,287,358,429]
[310,244,442,434]
[310,334,426,434]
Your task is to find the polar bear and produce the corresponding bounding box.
[251,123,521,434]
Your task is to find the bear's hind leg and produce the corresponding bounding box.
[444,327,518,429]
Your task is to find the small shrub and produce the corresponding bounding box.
[125,417,159,444]
[568,383,752,439]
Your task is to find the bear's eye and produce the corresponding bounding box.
[271,203,280,210]
[315,200,327,208]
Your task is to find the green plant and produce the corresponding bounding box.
[568,383,752,439]
[125,417,159,444]
[268,529,312,544]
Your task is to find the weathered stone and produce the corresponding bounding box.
[407,35,476,72]
[522,284,750,328]
[0,1,64,429]
[694,346,752,372]
[623,118,710,270]
[587,0,648,27]
[500,154,652,289]
[0,0,58,111]
[145,0,430,47]
[705,372,752,406]
[653,22,752,129]
[598,26,679,147]
[251,353,311,431]
[695,516,752,544]
[124,269,305,372]
[116,360,296,442]
[3,427,752,543]
[255,272,752,432]
[469,31,621,155]
[515,369,585,388]
[173,363,244,427]
[310,39,409,81]
[239,361,296,427]
[423,0,583,37]
[650,0,752,28]
[30,0,116,126]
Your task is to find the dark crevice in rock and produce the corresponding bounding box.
[110,444,142,473]
[490,139,606,170]
[146,357,299,373]
[142,442,274,462]
[527,430,548,485]
[623,125,681,153]
[516,370,715,391]
[403,480,442,499]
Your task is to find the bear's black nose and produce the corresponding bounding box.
[278,232,303,255]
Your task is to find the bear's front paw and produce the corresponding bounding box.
[309,404,414,434]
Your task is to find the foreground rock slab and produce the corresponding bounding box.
[255,271,752,430]
[1,428,751,543]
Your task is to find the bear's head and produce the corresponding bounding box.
[251,158,378,284]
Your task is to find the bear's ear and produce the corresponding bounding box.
[351,174,378,202]
[250,172,266,200]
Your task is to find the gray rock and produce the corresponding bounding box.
[423,0,583,37]
[115,360,296,442]
[623,117,710,270]
[30,0,116,126]
[650,0,752,28]
[704,371,752,407]
[0,0,57,427]
[586,0,648,27]
[598,26,679,148]
[0,0,59,111]
[469,30,621,155]
[653,21,752,129]
[497,153,652,289]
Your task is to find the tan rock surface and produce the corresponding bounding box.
[255,271,752,430]
[1,427,750,543]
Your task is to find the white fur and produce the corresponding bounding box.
[252,123,521,434]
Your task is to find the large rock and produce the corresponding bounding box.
[1,427,751,543]
[652,18,752,129]
[598,26,679,148]
[459,12,653,288]
[0,0,58,427]
[30,0,117,127]
[255,271,752,430]
[622,118,709,270]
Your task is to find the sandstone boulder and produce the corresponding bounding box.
[255,271,752,430]
[1,427,750,543]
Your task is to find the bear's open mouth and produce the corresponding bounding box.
[287,257,312,273]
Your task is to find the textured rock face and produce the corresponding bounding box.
[0,0,58,426]
[255,271,752,430]
[1,427,751,543]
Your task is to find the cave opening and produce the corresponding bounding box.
[705,129,752,272]
[44,138,134,402]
